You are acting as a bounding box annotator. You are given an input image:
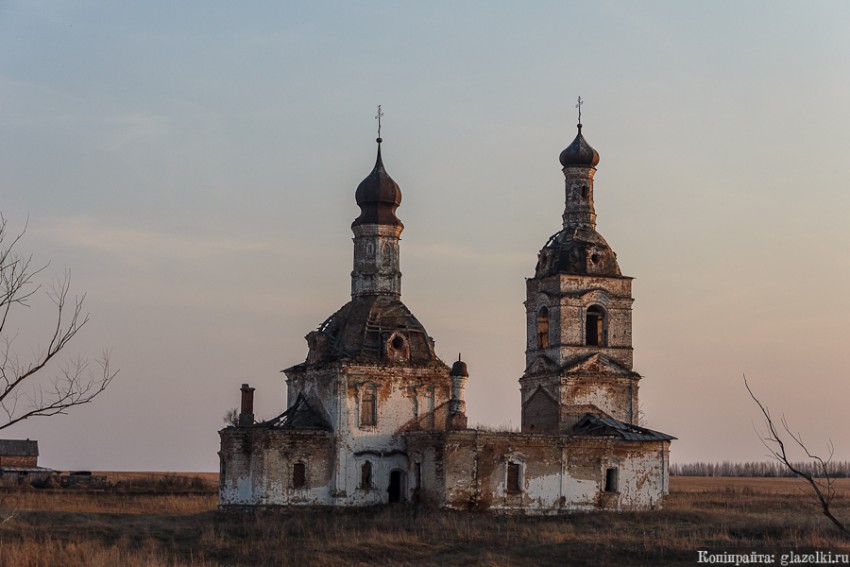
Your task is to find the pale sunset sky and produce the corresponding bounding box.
[2,1,849,471]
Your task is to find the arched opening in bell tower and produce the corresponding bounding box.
[536,307,550,349]
[586,305,607,346]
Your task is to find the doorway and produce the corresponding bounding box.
[388,470,405,503]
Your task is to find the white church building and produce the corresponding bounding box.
[219,116,674,513]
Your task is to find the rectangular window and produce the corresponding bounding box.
[293,462,306,488]
[605,467,619,493]
[507,462,521,493]
[414,462,422,490]
[360,386,377,426]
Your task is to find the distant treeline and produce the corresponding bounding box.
[670,461,850,478]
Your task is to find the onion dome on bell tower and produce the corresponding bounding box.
[520,99,639,434]
[560,117,600,231]
[350,106,405,299]
[534,99,621,278]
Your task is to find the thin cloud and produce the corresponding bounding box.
[34,215,272,263]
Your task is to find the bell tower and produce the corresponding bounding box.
[520,110,640,433]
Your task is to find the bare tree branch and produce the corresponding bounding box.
[0,214,117,432]
[745,375,849,538]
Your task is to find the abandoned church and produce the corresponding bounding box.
[219,117,674,513]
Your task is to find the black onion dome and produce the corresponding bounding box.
[559,124,600,168]
[450,358,469,377]
[534,226,621,277]
[353,141,403,227]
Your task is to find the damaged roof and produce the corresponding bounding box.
[262,394,332,431]
[572,413,676,442]
[535,225,622,278]
[303,295,444,367]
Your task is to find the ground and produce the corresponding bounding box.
[1,475,849,566]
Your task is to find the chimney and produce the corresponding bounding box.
[239,383,255,427]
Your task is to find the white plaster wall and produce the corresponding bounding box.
[615,446,669,509]
[525,471,562,506]
[564,476,599,511]
[328,367,449,505]
[220,474,259,505]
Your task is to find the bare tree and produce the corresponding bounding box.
[745,375,850,538]
[0,215,116,431]
[223,408,239,427]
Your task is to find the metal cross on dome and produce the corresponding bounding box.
[375,105,384,138]
[576,96,583,124]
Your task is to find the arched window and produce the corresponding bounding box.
[360,461,372,489]
[360,384,377,427]
[586,305,606,346]
[536,306,549,349]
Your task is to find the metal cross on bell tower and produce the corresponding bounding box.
[375,105,384,141]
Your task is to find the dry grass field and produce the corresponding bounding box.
[1,475,850,566]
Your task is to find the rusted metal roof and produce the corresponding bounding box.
[572,413,676,442]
